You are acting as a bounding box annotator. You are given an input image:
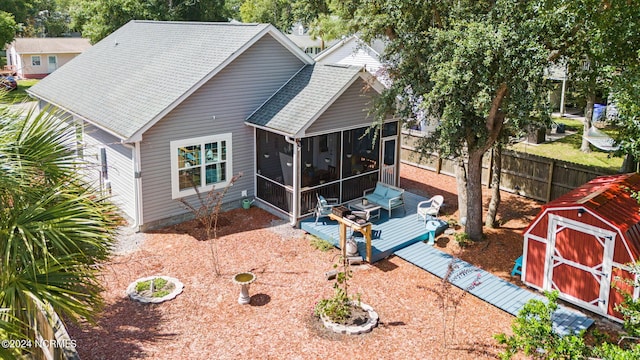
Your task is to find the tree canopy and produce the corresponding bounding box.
[67,0,231,43]
[0,11,18,48]
[335,0,578,240]
[336,0,640,240]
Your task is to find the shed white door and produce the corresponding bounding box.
[545,214,616,315]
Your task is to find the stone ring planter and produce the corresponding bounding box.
[126,275,184,304]
[320,302,379,335]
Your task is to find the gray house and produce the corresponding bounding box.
[29,20,399,230]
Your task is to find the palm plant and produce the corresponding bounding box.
[0,104,119,357]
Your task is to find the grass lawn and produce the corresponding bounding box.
[0,79,38,104]
[509,118,624,172]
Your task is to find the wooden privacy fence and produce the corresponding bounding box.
[29,297,80,360]
[401,133,618,203]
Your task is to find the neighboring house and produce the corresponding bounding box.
[29,20,399,231]
[285,23,338,56]
[315,35,389,87]
[5,37,91,79]
[315,36,434,136]
[522,173,640,322]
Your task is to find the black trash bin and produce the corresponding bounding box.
[556,123,565,134]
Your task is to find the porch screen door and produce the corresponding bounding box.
[381,137,397,186]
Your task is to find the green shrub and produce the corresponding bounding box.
[152,290,171,298]
[314,257,360,324]
[593,342,640,360]
[309,236,334,252]
[454,232,472,247]
[494,291,589,359]
[136,278,169,293]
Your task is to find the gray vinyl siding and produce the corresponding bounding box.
[305,79,377,135]
[82,123,136,220]
[139,34,305,227]
[38,101,137,222]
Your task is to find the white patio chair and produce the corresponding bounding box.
[416,195,444,225]
[315,194,339,224]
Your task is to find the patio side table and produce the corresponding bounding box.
[347,199,381,222]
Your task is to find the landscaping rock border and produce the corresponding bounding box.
[126,276,184,304]
[319,302,379,335]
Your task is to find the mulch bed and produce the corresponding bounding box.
[64,164,624,359]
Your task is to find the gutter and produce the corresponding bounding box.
[121,140,143,231]
[285,136,300,227]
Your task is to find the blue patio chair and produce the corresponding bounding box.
[315,194,339,224]
[511,255,523,277]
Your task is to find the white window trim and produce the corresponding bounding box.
[31,55,41,66]
[170,133,233,199]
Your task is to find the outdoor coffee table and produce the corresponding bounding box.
[347,199,381,222]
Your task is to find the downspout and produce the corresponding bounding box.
[285,136,299,226]
[122,141,143,231]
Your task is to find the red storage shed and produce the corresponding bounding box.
[522,173,640,322]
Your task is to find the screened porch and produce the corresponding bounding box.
[255,121,399,221]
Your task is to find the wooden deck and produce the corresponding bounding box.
[395,241,595,335]
[300,190,594,335]
[300,192,448,263]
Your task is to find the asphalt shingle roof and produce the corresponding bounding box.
[246,63,363,136]
[29,21,270,140]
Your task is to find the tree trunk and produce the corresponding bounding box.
[620,153,638,173]
[465,150,485,241]
[485,145,502,228]
[581,93,596,153]
[454,157,467,225]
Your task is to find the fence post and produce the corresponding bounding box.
[436,153,442,174]
[546,159,555,202]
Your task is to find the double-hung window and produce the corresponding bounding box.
[32,56,41,66]
[170,133,232,199]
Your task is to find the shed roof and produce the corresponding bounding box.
[9,37,91,54]
[28,21,311,141]
[245,63,375,136]
[538,173,640,236]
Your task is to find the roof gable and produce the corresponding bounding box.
[245,64,380,136]
[28,21,312,141]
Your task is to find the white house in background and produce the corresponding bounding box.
[5,37,91,79]
[285,23,339,56]
[315,35,390,87]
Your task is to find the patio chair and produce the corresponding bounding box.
[315,194,339,224]
[416,195,444,225]
[511,255,523,277]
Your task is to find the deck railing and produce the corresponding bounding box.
[342,172,378,201]
[299,172,378,217]
[300,181,341,216]
[256,175,292,214]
